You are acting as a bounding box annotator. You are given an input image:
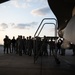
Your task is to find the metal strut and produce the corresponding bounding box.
[33,18,60,64]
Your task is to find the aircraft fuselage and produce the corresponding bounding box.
[48,0,75,29]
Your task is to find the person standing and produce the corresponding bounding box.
[3,35,9,54]
[11,36,16,53]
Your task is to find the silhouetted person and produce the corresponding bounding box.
[3,35,10,54]
[35,36,42,56]
[57,38,62,54]
[49,38,55,56]
[8,38,12,53]
[72,44,75,56]
[22,36,26,54]
[28,36,33,56]
[15,37,19,54]
[26,37,29,55]
[60,39,65,56]
[42,36,48,56]
[11,36,16,53]
[18,36,23,56]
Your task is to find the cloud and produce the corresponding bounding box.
[0,23,8,29]
[0,22,38,30]
[11,0,30,8]
[31,7,50,16]
[9,23,15,26]
[11,0,47,8]
[15,24,27,29]
[29,0,47,4]
[29,22,38,26]
[14,22,38,29]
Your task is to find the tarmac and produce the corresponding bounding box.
[0,46,75,75]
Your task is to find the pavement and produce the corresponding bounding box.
[0,46,75,75]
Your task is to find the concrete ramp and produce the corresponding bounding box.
[0,53,75,75]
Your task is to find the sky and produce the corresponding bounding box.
[0,0,56,44]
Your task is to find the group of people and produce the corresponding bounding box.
[3,35,33,56]
[34,36,63,56]
[3,35,75,56]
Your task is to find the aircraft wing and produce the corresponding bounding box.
[0,0,9,4]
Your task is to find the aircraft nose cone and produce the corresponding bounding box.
[63,16,75,44]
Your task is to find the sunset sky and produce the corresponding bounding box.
[0,0,56,44]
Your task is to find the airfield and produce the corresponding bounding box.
[0,45,75,75]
